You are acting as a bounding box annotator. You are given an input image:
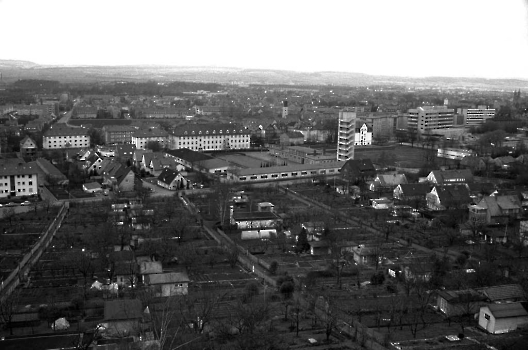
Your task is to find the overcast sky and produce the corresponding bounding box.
[2,0,528,79]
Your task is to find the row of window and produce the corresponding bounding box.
[0,181,33,186]
[239,169,337,181]
[1,188,34,193]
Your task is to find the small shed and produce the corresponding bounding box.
[478,302,528,334]
[83,182,102,193]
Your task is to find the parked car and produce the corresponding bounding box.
[21,201,31,206]
[6,202,17,207]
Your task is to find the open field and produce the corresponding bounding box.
[355,145,431,168]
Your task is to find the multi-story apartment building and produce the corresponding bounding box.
[337,109,356,161]
[0,161,39,198]
[193,106,231,116]
[103,125,137,144]
[171,124,250,151]
[457,106,496,126]
[74,106,98,119]
[132,128,169,150]
[407,106,455,134]
[43,125,90,149]
[354,123,372,146]
[357,112,398,139]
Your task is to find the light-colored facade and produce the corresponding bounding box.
[407,106,455,134]
[0,162,39,198]
[354,123,372,146]
[458,106,496,126]
[357,113,398,139]
[103,125,136,144]
[171,124,250,151]
[132,129,169,150]
[43,126,90,149]
[337,110,356,161]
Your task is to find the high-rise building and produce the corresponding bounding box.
[282,100,288,118]
[457,106,496,126]
[406,106,455,134]
[337,109,356,161]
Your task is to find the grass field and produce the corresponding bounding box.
[355,145,431,168]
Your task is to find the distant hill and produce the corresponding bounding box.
[0,60,527,90]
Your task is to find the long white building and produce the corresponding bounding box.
[171,124,250,151]
[43,125,90,149]
[458,106,496,126]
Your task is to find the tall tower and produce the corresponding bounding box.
[282,100,288,118]
[337,110,356,161]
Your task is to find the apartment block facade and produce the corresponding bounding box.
[407,106,455,134]
[458,106,496,126]
[0,162,39,198]
[43,125,90,149]
[132,129,169,150]
[103,125,137,144]
[171,124,250,151]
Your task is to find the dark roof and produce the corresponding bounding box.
[0,161,38,176]
[157,168,179,185]
[232,211,281,221]
[431,169,474,184]
[115,166,133,186]
[284,131,304,138]
[44,125,89,137]
[35,158,66,179]
[116,144,136,157]
[486,302,528,319]
[104,299,142,321]
[466,182,495,195]
[146,272,190,285]
[132,128,168,138]
[436,289,487,303]
[479,284,526,302]
[340,158,376,178]
[165,148,213,163]
[172,123,249,137]
[434,184,471,206]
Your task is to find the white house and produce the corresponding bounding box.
[83,182,102,193]
[145,272,190,297]
[478,302,528,334]
[354,122,372,146]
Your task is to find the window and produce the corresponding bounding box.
[271,174,278,178]
[239,177,247,181]
[281,173,288,177]
[484,313,490,320]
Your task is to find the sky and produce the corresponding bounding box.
[1,0,528,79]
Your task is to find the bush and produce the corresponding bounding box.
[370,271,386,285]
[269,261,278,275]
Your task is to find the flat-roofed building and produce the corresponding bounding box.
[337,109,356,161]
[407,106,455,135]
[228,161,344,183]
[268,145,336,164]
[458,106,496,126]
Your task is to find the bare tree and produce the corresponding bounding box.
[0,288,22,335]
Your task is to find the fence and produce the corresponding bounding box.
[0,203,68,301]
